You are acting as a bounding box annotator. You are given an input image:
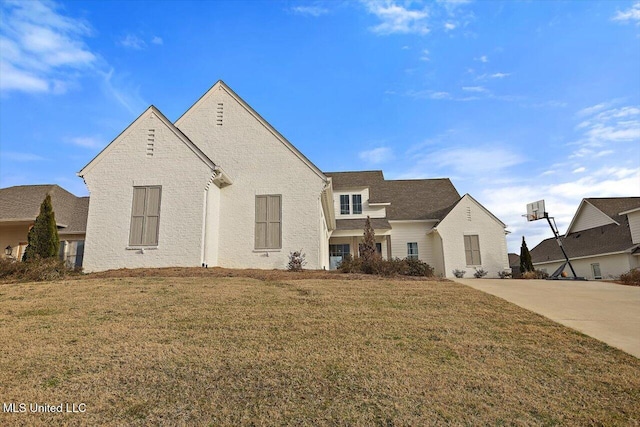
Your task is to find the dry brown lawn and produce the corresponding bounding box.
[0,274,639,426]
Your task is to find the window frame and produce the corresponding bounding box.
[340,194,350,215]
[463,234,481,266]
[352,194,363,214]
[407,242,419,260]
[129,186,162,247]
[591,263,602,279]
[255,194,282,250]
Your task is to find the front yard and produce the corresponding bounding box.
[0,274,638,425]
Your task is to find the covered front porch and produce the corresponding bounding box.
[328,218,392,270]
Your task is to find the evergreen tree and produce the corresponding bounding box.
[23,194,60,261]
[519,236,534,273]
[361,216,376,273]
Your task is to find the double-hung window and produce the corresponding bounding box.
[255,195,282,249]
[340,195,350,215]
[352,194,362,214]
[129,186,162,246]
[463,235,481,266]
[407,242,418,259]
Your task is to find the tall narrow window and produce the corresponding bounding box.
[352,194,362,214]
[340,195,350,215]
[407,242,419,259]
[129,186,161,246]
[591,263,602,279]
[255,195,282,249]
[463,235,481,266]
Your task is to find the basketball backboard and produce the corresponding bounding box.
[526,200,546,221]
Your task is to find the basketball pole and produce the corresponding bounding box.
[544,213,579,279]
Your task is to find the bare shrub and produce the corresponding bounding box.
[287,250,307,271]
[452,269,466,278]
[0,257,78,282]
[619,268,640,286]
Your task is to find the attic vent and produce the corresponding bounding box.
[466,207,471,221]
[146,129,155,157]
[216,103,223,126]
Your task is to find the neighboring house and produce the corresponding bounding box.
[531,197,640,280]
[78,80,510,277]
[508,253,522,278]
[0,185,88,267]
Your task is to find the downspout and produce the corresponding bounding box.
[201,187,209,267]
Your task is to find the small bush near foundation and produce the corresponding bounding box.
[452,269,466,278]
[619,269,640,286]
[522,269,549,279]
[287,250,307,272]
[404,258,434,277]
[498,270,512,279]
[338,256,434,277]
[473,268,488,278]
[0,257,78,282]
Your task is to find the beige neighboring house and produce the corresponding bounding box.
[78,80,510,276]
[0,185,89,267]
[531,197,640,280]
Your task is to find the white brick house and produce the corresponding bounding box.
[79,81,509,277]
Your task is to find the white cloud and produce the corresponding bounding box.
[572,167,586,173]
[68,136,102,149]
[151,36,163,45]
[476,55,488,63]
[120,34,146,49]
[290,5,329,17]
[573,104,640,150]
[430,91,451,99]
[612,2,640,25]
[462,86,487,92]
[358,147,394,164]
[363,0,430,35]
[101,68,148,115]
[420,49,430,61]
[490,72,509,78]
[0,151,47,162]
[0,0,96,94]
[444,22,456,31]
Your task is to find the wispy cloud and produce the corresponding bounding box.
[420,49,430,61]
[573,104,640,150]
[462,86,487,93]
[67,136,103,149]
[0,0,96,94]
[290,5,329,17]
[101,68,148,115]
[151,36,163,45]
[476,55,488,63]
[359,146,394,164]
[0,151,48,162]
[444,22,456,31]
[363,0,430,35]
[612,2,640,25]
[120,34,146,50]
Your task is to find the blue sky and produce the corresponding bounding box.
[1,0,639,253]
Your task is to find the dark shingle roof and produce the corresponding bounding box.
[531,197,640,263]
[585,197,640,222]
[508,253,520,267]
[325,171,461,221]
[335,218,392,231]
[0,185,89,234]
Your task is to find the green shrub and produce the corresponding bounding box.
[287,250,307,271]
[452,269,466,278]
[0,257,78,282]
[473,268,488,278]
[619,268,640,286]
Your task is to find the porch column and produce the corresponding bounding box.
[386,235,392,260]
[352,236,359,258]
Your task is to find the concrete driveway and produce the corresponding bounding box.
[453,278,640,358]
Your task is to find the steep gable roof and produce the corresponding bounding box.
[175,80,326,181]
[0,185,89,234]
[566,197,640,234]
[78,105,216,177]
[440,193,507,228]
[324,171,461,221]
